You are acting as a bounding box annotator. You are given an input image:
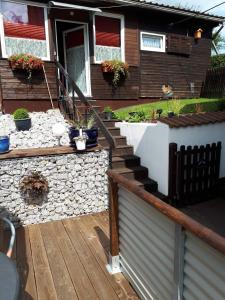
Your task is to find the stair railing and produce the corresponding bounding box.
[55,61,116,168]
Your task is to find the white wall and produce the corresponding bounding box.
[117,121,225,196]
[116,122,170,195]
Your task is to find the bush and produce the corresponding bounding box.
[211,54,225,68]
[125,111,146,123]
[13,108,29,120]
[103,106,113,113]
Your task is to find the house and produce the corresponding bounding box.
[0,0,224,113]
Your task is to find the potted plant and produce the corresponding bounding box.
[101,60,129,87]
[0,120,10,154]
[13,108,32,131]
[69,116,98,149]
[103,106,114,120]
[8,53,44,80]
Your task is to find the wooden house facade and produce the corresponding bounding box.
[0,0,224,112]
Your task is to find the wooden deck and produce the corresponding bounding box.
[4,212,139,300]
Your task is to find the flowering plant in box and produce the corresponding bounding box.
[101,60,129,87]
[8,53,44,80]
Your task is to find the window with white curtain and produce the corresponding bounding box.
[0,1,50,59]
[93,13,125,63]
[140,32,166,52]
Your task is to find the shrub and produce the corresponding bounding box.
[126,111,146,123]
[13,108,29,120]
[211,54,225,68]
[103,106,113,113]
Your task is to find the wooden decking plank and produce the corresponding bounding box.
[16,227,37,300]
[63,218,119,300]
[78,214,139,300]
[28,224,58,300]
[40,222,78,300]
[44,221,98,300]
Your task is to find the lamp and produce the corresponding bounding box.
[194,28,203,40]
[52,123,66,146]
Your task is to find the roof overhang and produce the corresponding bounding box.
[109,0,225,23]
[49,1,102,13]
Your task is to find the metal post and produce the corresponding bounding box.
[173,224,185,300]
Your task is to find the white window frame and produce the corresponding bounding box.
[0,0,50,60]
[140,31,166,53]
[93,12,125,64]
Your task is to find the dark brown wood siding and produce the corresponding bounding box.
[0,59,58,113]
[91,65,139,100]
[125,15,139,66]
[140,38,211,98]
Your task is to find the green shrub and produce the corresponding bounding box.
[125,111,146,123]
[211,54,225,68]
[103,106,113,113]
[13,108,29,120]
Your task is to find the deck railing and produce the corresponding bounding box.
[55,61,116,166]
[108,170,225,299]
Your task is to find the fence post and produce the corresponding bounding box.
[107,177,121,274]
[168,143,178,205]
[173,224,185,300]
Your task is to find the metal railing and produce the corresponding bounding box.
[55,61,116,167]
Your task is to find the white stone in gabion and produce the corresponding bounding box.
[0,150,109,226]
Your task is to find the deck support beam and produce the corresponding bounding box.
[107,177,121,274]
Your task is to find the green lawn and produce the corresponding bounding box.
[115,98,225,120]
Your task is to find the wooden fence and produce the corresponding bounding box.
[201,67,225,98]
[169,142,221,207]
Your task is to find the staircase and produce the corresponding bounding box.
[99,118,158,193]
[55,61,158,193]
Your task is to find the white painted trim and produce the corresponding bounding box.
[93,12,125,64]
[140,31,166,53]
[0,2,50,60]
[62,24,92,97]
[50,1,102,12]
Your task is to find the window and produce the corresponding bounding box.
[93,13,124,63]
[140,32,166,52]
[0,1,50,59]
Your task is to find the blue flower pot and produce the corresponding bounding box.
[0,136,10,153]
[69,127,98,148]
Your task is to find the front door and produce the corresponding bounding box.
[63,25,91,96]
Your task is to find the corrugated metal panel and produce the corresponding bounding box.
[183,232,225,300]
[118,187,175,300]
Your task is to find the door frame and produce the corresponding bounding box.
[55,19,92,97]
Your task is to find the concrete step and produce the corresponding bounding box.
[113,166,149,181]
[112,155,140,168]
[99,136,127,147]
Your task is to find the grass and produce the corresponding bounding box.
[115,98,225,120]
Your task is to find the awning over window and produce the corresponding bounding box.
[49,1,102,12]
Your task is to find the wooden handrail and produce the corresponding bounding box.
[108,169,225,256]
[55,61,116,150]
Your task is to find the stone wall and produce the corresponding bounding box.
[0,149,109,226]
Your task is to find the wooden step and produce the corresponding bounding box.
[106,145,134,156]
[99,136,127,147]
[112,155,140,168]
[130,178,158,193]
[99,127,121,137]
[101,119,121,127]
[113,166,148,180]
